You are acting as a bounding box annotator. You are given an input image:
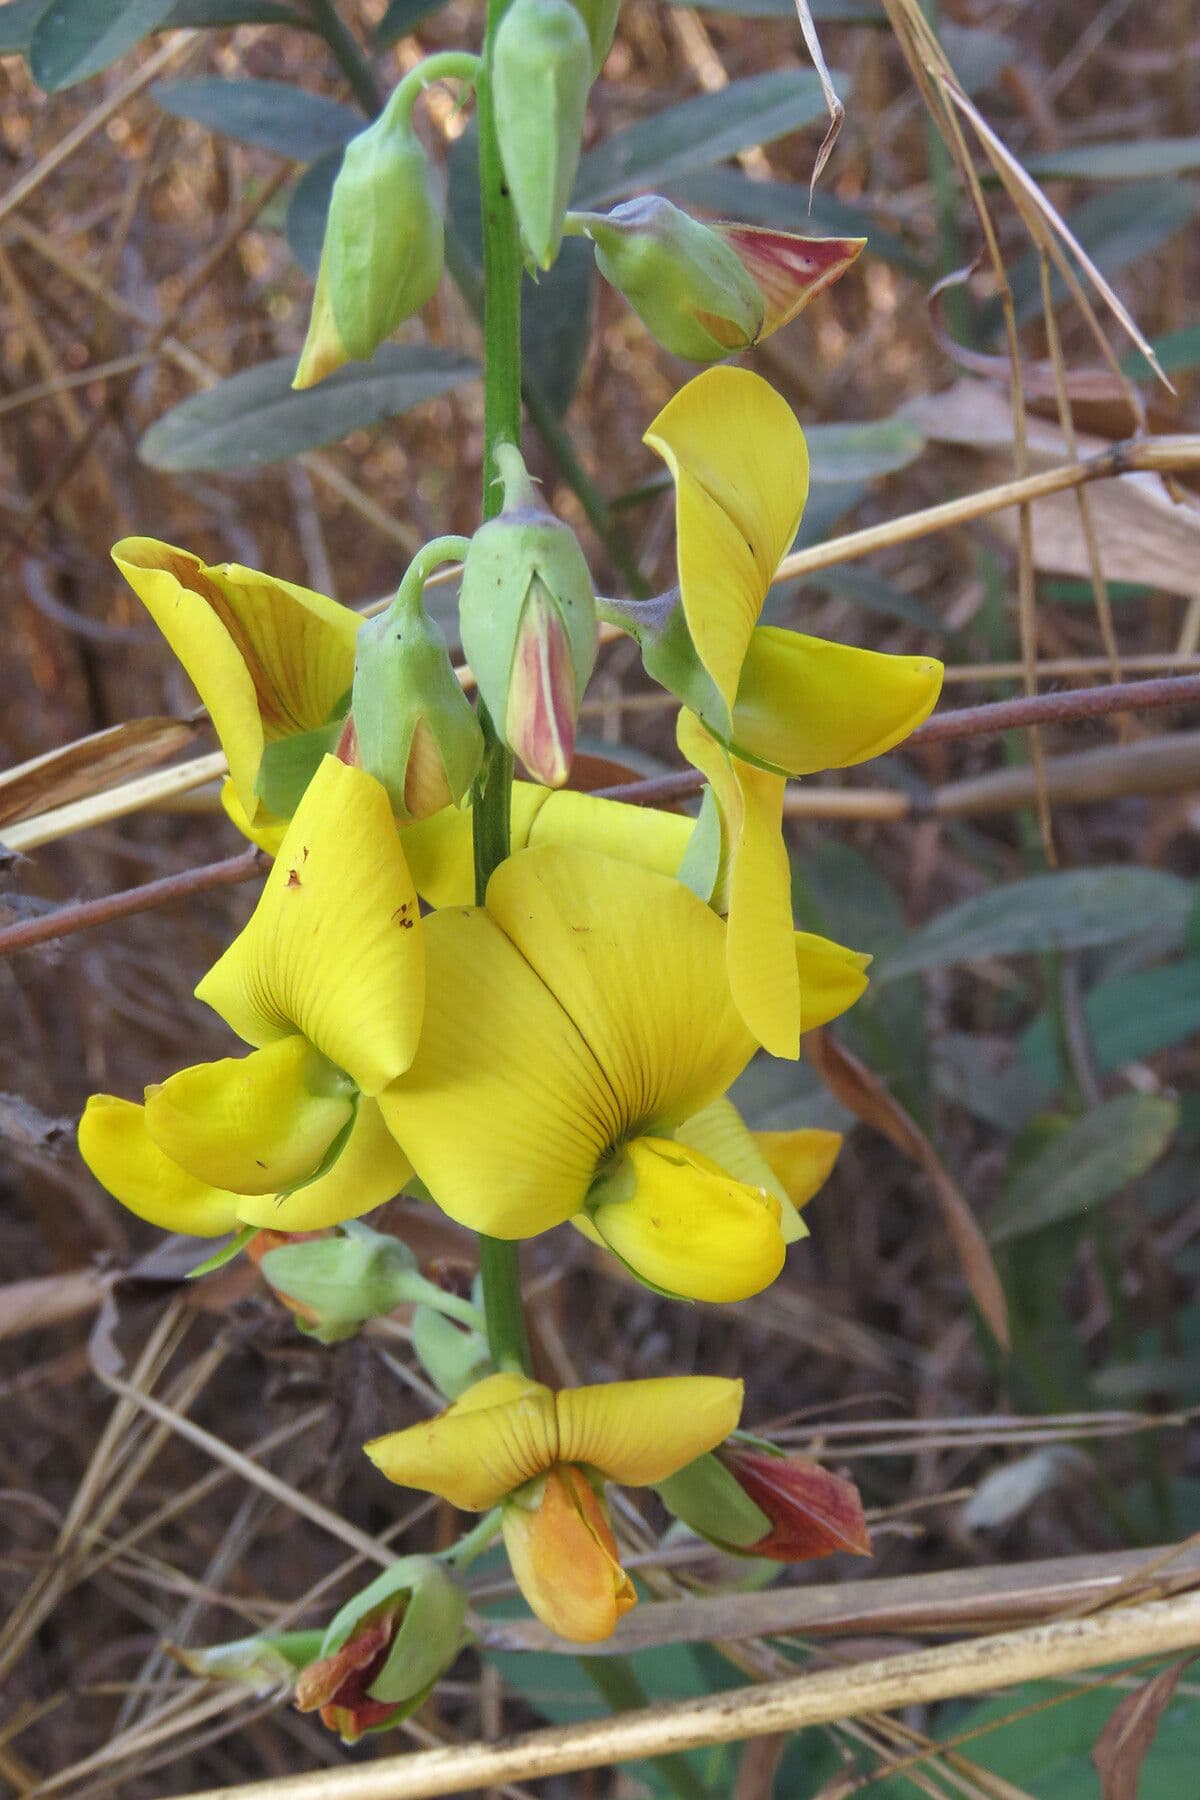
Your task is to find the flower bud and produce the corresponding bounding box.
[352,595,484,822]
[493,0,592,269]
[582,196,763,362]
[578,196,865,361]
[294,1557,467,1742]
[502,1466,636,1642]
[257,1220,425,1344]
[459,444,596,787]
[570,0,621,76]
[172,1630,324,1692]
[295,108,443,388]
[660,1444,871,1563]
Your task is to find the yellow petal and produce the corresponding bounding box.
[677,1096,806,1244]
[794,931,871,1032]
[399,783,550,908]
[588,1135,786,1301]
[485,844,757,1134]
[644,367,808,712]
[754,1127,842,1213]
[112,538,358,817]
[197,756,423,1094]
[376,906,613,1238]
[78,1094,239,1237]
[365,1377,560,1508]
[236,1097,412,1229]
[143,1036,353,1195]
[678,709,799,1059]
[221,780,287,858]
[556,1374,743,1485]
[529,788,693,880]
[735,628,944,775]
[502,1468,635,1643]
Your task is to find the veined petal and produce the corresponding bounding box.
[485,845,757,1137]
[197,757,423,1094]
[112,538,358,817]
[78,1095,239,1237]
[221,780,288,857]
[678,709,799,1059]
[365,1377,560,1509]
[502,1469,635,1643]
[588,1135,786,1301]
[556,1375,743,1486]
[754,1127,842,1214]
[678,1096,807,1244]
[644,367,808,711]
[735,628,943,775]
[235,1097,413,1230]
[795,931,871,1032]
[376,906,614,1238]
[143,1037,354,1195]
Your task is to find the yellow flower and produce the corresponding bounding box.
[79,756,422,1232]
[643,366,943,751]
[378,845,864,1299]
[365,1371,741,1642]
[112,538,359,822]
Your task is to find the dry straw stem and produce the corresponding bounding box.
[169,1592,1200,1800]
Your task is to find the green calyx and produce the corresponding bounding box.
[171,1629,326,1691]
[569,0,621,77]
[598,588,732,739]
[493,0,593,269]
[655,1451,772,1552]
[353,552,484,822]
[319,1556,469,1709]
[412,1304,493,1399]
[576,196,763,362]
[259,1219,484,1345]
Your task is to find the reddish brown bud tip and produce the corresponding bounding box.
[718,1446,872,1562]
[506,577,578,788]
[717,227,866,340]
[294,1614,400,1743]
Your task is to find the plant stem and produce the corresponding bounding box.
[306,0,383,117]
[392,52,481,128]
[472,0,530,1378]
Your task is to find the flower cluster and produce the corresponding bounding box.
[79,361,942,1670]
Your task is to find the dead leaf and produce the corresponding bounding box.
[804,1031,1010,1348]
[1092,1654,1197,1800]
[907,381,1200,598]
[0,717,199,828]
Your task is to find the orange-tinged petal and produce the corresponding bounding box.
[644,367,808,712]
[588,1135,786,1302]
[734,628,943,775]
[112,538,358,817]
[365,1378,560,1508]
[754,1127,842,1213]
[678,709,799,1058]
[143,1037,354,1196]
[502,1468,635,1643]
[555,1376,743,1486]
[197,757,423,1094]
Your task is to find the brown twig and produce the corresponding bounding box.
[0,848,264,960]
[593,673,1200,807]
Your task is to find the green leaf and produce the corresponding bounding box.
[573,68,842,207]
[1022,137,1200,181]
[152,76,363,158]
[1021,959,1200,1089]
[1122,324,1200,379]
[875,868,1195,983]
[667,165,919,272]
[0,0,51,55]
[991,1094,1179,1243]
[30,0,176,89]
[375,0,448,44]
[186,1225,259,1279]
[138,345,479,472]
[168,0,306,22]
[286,151,340,277]
[804,418,924,484]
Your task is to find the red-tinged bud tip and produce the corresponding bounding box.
[334,713,359,767]
[717,227,866,341]
[718,1446,872,1562]
[294,1613,401,1744]
[506,578,577,788]
[245,1230,330,1327]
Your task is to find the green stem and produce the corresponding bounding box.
[392,52,481,128]
[393,534,474,618]
[442,1507,503,1569]
[306,0,383,117]
[472,0,530,1378]
[582,1659,712,1800]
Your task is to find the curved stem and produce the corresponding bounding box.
[393,534,474,618]
[472,0,530,1378]
[392,52,481,128]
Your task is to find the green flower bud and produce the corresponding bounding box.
[459,444,597,787]
[493,0,592,269]
[259,1220,485,1345]
[172,1630,324,1692]
[412,1304,492,1400]
[352,586,484,822]
[578,196,763,362]
[655,1450,773,1552]
[570,0,621,77]
[295,104,443,388]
